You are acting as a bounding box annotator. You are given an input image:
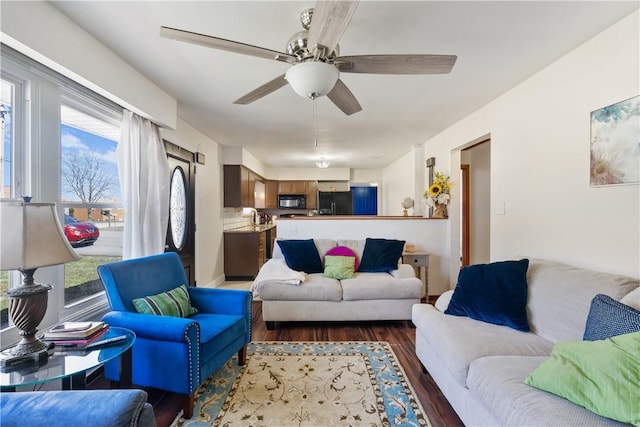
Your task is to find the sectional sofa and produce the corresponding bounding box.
[412,257,640,426]
[251,238,424,328]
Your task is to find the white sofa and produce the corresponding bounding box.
[252,238,424,329]
[412,258,639,426]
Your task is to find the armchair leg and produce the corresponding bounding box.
[183,393,195,419]
[238,345,247,366]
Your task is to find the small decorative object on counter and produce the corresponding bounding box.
[424,172,451,219]
[401,197,414,216]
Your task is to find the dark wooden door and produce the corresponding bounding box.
[165,141,196,285]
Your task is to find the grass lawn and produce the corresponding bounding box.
[0,255,120,311]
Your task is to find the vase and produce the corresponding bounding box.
[432,202,448,219]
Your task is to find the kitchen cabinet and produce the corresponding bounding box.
[278,181,306,194]
[224,165,260,207]
[305,181,318,209]
[265,180,278,208]
[224,230,267,279]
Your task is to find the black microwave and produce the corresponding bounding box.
[278,194,306,209]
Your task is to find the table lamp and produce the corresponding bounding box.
[0,198,80,367]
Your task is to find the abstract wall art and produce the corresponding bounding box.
[590,95,640,186]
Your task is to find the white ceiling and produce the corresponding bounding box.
[50,1,638,170]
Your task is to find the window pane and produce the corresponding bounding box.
[0,78,14,328]
[60,104,122,306]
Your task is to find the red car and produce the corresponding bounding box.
[64,214,100,247]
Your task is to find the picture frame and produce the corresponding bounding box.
[590,95,640,186]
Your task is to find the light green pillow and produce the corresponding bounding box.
[132,285,199,317]
[525,332,640,426]
[323,255,356,280]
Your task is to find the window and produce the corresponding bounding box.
[0,46,123,338]
[60,102,122,307]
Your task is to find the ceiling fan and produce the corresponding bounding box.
[160,1,457,116]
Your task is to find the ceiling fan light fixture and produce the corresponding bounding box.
[315,159,331,168]
[285,62,339,99]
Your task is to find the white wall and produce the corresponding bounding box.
[381,150,416,216]
[393,10,640,287]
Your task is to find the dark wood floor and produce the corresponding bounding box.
[93,300,464,427]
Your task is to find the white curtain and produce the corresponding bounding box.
[117,110,170,259]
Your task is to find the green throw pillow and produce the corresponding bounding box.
[132,285,199,317]
[324,255,356,280]
[525,332,640,426]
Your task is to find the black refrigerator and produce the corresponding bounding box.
[318,191,353,215]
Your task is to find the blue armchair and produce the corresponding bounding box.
[97,252,252,419]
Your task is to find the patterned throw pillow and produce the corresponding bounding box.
[323,255,356,280]
[583,294,640,341]
[132,285,198,317]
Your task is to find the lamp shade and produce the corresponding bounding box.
[0,200,80,271]
[285,62,339,99]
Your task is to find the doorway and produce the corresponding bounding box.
[165,141,196,285]
[460,139,491,267]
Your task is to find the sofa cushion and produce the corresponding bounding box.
[254,273,342,302]
[132,284,198,317]
[336,239,366,262]
[526,259,640,343]
[358,238,405,272]
[583,294,640,340]
[445,259,530,332]
[326,245,359,271]
[341,273,423,301]
[323,255,356,280]
[412,304,552,386]
[467,355,626,427]
[620,287,640,310]
[277,239,323,273]
[525,332,640,426]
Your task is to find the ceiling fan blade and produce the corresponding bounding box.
[327,79,362,116]
[307,1,359,55]
[336,54,457,74]
[160,26,296,64]
[234,74,289,105]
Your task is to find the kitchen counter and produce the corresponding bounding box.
[224,224,277,233]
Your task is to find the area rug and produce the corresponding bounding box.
[172,341,431,427]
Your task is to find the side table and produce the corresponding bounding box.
[0,326,135,391]
[402,252,430,302]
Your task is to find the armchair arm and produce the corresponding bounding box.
[102,311,199,343]
[188,287,252,316]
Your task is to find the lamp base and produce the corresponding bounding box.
[0,344,51,369]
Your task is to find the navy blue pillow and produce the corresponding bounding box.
[583,294,640,341]
[277,239,322,274]
[358,238,405,272]
[445,259,530,332]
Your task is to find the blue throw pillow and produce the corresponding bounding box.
[583,294,640,341]
[276,239,323,274]
[358,238,406,272]
[445,259,530,332]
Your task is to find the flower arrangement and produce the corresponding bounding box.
[424,171,452,207]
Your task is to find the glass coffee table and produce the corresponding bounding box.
[0,326,135,391]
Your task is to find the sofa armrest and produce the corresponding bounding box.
[102,310,198,342]
[0,389,156,427]
[389,264,417,279]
